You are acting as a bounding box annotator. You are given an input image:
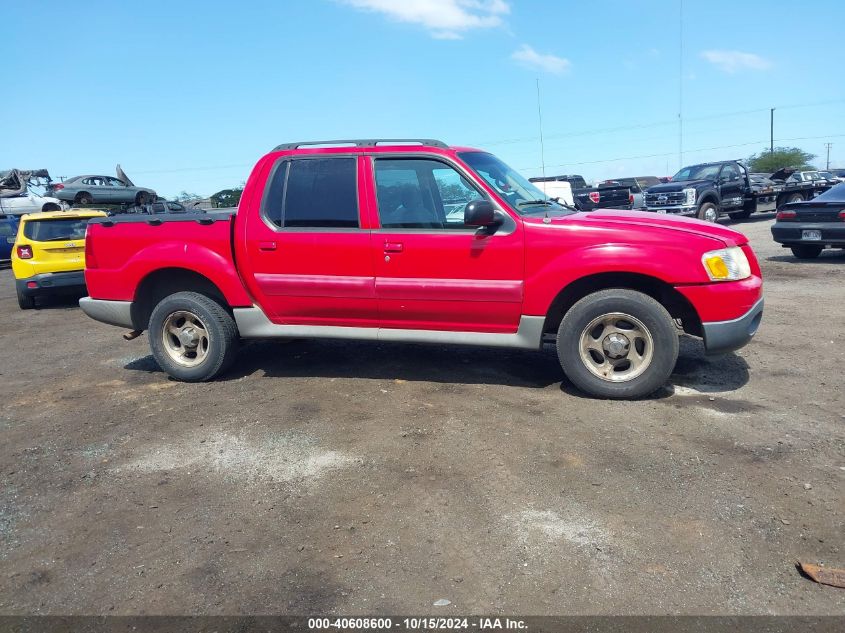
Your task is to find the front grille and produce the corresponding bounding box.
[645,192,686,206]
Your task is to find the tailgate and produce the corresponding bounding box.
[21,215,92,275]
[574,186,631,211]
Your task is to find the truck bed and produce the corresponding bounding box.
[84,212,247,304]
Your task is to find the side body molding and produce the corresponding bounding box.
[233,306,545,350]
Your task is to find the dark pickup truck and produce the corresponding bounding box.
[529,174,631,212]
[643,161,831,222]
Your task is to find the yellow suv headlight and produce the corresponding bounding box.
[701,246,751,281]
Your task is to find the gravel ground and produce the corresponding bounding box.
[0,214,843,615]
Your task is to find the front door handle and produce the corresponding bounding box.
[383,242,404,253]
[259,241,277,251]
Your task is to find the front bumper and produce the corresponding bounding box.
[771,222,845,247]
[701,298,764,355]
[645,205,697,216]
[16,271,86,297]
[79,297,135,328]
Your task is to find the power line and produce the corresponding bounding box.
[517,133,845,172]
[474,98,845,149]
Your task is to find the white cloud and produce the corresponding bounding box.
[511,44,571,75]
[700,50,772,73]
[339,0,510,39]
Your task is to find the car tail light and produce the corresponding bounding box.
[52,183,65,191]
[27,281,37,289]
[589,191,600,204]
[84,225,97,268]
[629,193,634,204]
[776,210,796,220]
[17,245,33,259]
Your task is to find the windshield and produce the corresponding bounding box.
[672,164,721,182]
[458,151,575,216]
[23,217,90,242]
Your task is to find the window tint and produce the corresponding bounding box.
[375,158,482,229]
[23,218,89,241]
[264,157,358,228]
[720,164,740,181]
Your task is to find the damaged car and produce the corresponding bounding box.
[0,169,66,215]
[46,165,156,206]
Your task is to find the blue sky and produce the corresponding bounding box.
[4,0,844,198]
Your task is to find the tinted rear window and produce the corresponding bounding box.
[23,218,90,241]
[264,157,358,228]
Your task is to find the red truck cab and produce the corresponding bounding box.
[80,139,763,399]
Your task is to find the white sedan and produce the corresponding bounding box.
[0,192,66,215]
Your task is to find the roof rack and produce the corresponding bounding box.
[273,138,448,151]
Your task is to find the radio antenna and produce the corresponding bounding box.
[536,78,547,181]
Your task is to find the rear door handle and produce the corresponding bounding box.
[383,242,404,253]
[259,241,277,251]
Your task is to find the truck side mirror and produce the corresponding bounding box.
[464,199,498,228]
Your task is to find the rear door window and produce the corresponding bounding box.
[264,157,358,228]
[23,218,90,241]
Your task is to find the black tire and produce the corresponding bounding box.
[135,192,149,206]
[76,192,93,206]
[17,288,36,310]
[148,291,239,382]
[41,203,61,212]
[728,210,752,221]
[697,201,719,222]
[787,193,804,203]
[556,289,679,399]
[790,245,822,260]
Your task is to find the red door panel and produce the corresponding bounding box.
[237,155,378,327]
[367,155,525,333]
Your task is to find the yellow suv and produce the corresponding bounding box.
[12,209,106,309]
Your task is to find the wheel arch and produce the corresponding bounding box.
[698,191,719,206]
[543,272,703,338]
[131,268,231,330]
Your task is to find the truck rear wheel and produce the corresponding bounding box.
[697,202,719,222]
[148,291,239,382]
[556,289,679,399]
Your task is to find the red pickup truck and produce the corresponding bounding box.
[80,139,763,399]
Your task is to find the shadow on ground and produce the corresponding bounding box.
[125,334,749,396]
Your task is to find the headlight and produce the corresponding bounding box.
[683,188,697,206]
[701,247,751,281]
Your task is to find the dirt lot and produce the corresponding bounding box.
[0,214,843,615]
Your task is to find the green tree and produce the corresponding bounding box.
[210,186,244,208]
[747,147,816,173]
[176,191,203,202]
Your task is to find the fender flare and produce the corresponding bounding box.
[124,241,253,306]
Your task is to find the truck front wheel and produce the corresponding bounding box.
[697,202,719,222]
[556,289,679,399]
[148,291,239,382]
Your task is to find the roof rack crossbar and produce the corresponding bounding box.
[273,138,448,151]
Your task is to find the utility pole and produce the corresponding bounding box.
[678,0,684,168]
[825,143,832,169]
[770,108,775,153]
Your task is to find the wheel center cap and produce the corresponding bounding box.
[603,333,630,359]
[179,327,199,347]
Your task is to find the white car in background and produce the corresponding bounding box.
[0,169,67,215]
[0,191,66,215]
